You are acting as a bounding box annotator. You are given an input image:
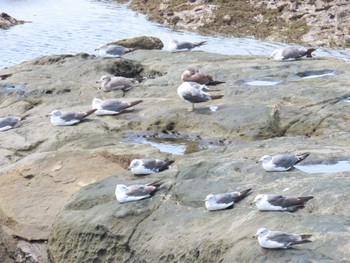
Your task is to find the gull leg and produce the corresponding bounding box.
[187,103,194,112]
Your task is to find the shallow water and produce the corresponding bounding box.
[245,80,282,86]
[1,0,350,69]
[126,135,204,155]
[295,160,350,174]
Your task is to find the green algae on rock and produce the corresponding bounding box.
[109,36,164,50]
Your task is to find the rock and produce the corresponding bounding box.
[109,36,164,50]
[0,12,26,29]
[129,0,350,47]
[1,50,350,262]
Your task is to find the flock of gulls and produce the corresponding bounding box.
[0,39,319,251]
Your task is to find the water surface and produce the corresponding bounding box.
[1,0,350,69]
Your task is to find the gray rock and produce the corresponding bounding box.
[0,50,350,262]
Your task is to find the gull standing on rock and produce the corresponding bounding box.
[204,188,252,211]
[95,44,137,57]
[181,67,225,86]
[0,113,30,131]
[96,75,139,96]
[128,158,175,175]
[115,180,163,203]
[254,228,312,249]
[177,81,224,111]
[259,153,309,172]
[92,98,143,115]
[251,194,314,212]
[48,109,97,126]
[269,47,316,61]
[168,39,207,52]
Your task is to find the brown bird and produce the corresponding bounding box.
[96,75,138,96]
[181,67,225,86]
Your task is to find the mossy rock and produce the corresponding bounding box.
[109,36,164,50]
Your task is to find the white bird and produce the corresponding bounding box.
[269,47,316,61]
[259,153,309,172]
[96,75,138,96]
[92,98,143,115]
[181,67,225,86]
[168,39,207,52]
[204,188,252,211]
[0,113,30,131]
[48,109,96,126]
[254,228,312,249]
[95,44,137,57]
[177,81,224,111]
[128,159,175,175]
[252,194,314,212]
[115,180,163,203]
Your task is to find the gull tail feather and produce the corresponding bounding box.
[305,48,317,58]
[295,153,310,164]
[159,160,175,172]
[234,188,252,202]
[291,239,312,247]
[84,108,97,118]
[19,113,31,121]
[194,41,207,48]
[210,94,224,100]
[207,80,226,86]
[147,179,163,188]
[297,196,314,204]
[127,100,143,108]
[125,48,138,54]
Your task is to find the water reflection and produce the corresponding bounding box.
[0,0,350,69]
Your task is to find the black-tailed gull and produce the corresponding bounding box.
[0,113,30,131]
[115,180,163,203]
[168,39,207,52]
[177,81,224,111]
[269,47,316,61]
[252,194,314,212]
[204,188,252,211]
[259,153,309,172]
[181,67,225,86]
[92,98,143,115]
[95,44,137,57]
[48,109,96,126]
[128,159,175,175]
[254,228,312,249]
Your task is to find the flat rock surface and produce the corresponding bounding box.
[0,50,349,262]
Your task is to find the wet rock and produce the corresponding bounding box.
[0,50,350,262]
[0,12,26,29]
[109,36,164,50]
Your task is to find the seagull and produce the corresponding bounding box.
[259,153,309,172]
[251,194,314,212]
[177,81,224,111]
[128,159,175,175]
[96,75,138,96]
[95,44,137,57]
[181,67,225,86]
[269,47,316,61]
[254,228,312,249]
[168,39,207,52]
[115,180,163,203]
[48,109,97,126]
[204,188,252,211]
[0,113,30,131]
[92,98,143,115]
